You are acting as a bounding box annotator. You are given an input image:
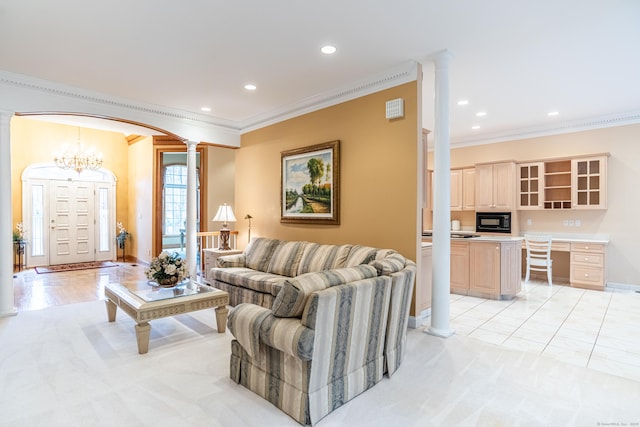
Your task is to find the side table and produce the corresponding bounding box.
[203,248,242,283]
[13,240,26,271]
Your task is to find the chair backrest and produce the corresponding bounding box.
[524,234,552,264]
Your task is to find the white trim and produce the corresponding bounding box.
[408,308,431,329]
[440,110,640,149]
[240,61,420,133]
[606,282,640,292]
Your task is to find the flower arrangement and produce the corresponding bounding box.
[13,222,25,242]
[116,222,131,249]
[145,251,188,287]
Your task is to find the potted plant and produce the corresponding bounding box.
[115,222,130,249]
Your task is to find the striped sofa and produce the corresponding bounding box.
[216,237,416,425]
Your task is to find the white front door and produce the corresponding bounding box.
[49,181,96,265]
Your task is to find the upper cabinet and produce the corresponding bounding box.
[572,156,607,209]
[518,162,544,210]
[518,154,608,210]
[475,162,516,211]
[450,168,475,211]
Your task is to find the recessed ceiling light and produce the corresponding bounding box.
[548,111,559,116]
[472,125,480,130]
[244,84,257,91]
[476,111,487,117]
[457,100,469,106]
[321,45,336,54]
[200,107,211,112]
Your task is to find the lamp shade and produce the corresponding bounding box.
[213,203,237,225]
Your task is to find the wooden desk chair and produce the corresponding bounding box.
[524,234,553,286]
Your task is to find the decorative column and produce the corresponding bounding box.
[427,50,454,338]
[185,140,198,280]
[0,111,17,317]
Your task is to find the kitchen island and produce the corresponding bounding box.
[423,233,522,300]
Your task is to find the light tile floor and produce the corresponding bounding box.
[449,280,640,382]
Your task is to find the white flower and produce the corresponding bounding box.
[163,264,177,275]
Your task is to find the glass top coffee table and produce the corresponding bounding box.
[104,280,229,354]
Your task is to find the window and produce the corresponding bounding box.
[163,165,200,236]
[31,184,44,256]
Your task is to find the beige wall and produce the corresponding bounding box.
[127,136,153,262]
[10,116,131,235]
[435,124,640,286]
[206,146,237,233]
[235,82,419,259]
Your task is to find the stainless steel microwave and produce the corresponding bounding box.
[476,212,511,233]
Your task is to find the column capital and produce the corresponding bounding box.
[185,140,199,149]
[423,49,455,68]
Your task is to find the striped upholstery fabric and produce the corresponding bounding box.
[344,245,377,267]
[297,243,352,274]
[210,267,287,294]
[370,252,406,275]
[271,265,378,318]
[213,280,266,307]
[216,253,246,268]
[383,260,416,377]
[227,303,271,358]
[259,315,315,360]
[229,275,391,425]
[245,238,282,271]
[267,241,308,277]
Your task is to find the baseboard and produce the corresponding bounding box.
[408,308,431,329]
[606,281,640,292]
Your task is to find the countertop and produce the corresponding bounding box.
[422,230,609,244]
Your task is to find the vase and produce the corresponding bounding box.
[157,276,180,288]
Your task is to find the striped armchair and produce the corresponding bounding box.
[223,239,416,425]
[228,270,391,425]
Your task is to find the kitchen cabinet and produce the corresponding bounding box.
[469,240,521,299]
[462,168,476,210]
[570,242,606,290]
[475,162,516,211]
[541,154,608,210]
[572,155,607,209]
[518,162,543,209]
[450,241,470,294]
[450,169,463,210]
[414,244,433,315]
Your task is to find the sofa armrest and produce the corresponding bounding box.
[217,253,246,268]
[259,315,315,360]
[228,303,270,358]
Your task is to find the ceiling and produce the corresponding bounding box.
[1,1,639,145]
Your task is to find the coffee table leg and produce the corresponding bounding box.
[105,299,117,322]
[135,322,151,354]
[215,305,228,333]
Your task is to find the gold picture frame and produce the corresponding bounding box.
[281,140,340,225]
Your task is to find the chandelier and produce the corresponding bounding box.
[54,128,103,173]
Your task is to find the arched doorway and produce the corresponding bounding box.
[21,163,117,267]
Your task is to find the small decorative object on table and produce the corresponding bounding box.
[145,251,189,288]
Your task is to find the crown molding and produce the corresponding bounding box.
[239,61,420,133]
[0,70,242,132]
[444,110,640,149]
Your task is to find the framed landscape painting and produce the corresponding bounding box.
[281,140,340,224]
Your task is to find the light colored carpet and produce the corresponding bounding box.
[1,300,639,426]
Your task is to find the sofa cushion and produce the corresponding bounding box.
[210,267,288,294]
[267,240,307,277]
[245,237,282,271]
[271,265,378,318]
[297,243,352,274]
[370,253,406,275]
[344,245,377,267]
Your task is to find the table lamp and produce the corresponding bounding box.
[213,203,237,250]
